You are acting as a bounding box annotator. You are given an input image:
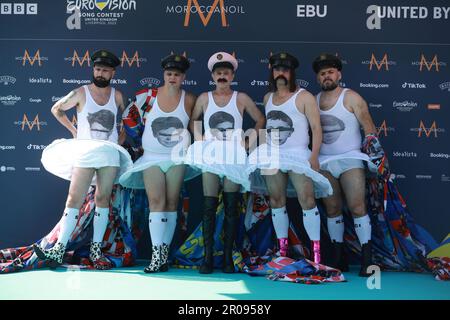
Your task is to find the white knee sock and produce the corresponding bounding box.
[149,212,166,247]
[163,211,177,246]
[92,207,110,243]
[354,215,372,245]
[271,206,289,239]
[303,207,321,241]
[327,215,344,243]
[57,207,79,246]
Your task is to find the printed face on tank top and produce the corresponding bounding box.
[266,110,294,146]
[208,111,235,140]
[87,109,115,140]
[151,116,185,147]
[320,114,345,144]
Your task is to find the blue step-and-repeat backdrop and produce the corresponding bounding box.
[0,0,449,247]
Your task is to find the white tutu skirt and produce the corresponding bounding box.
[41,138,132,185]
[184,140,251,191]
[319,150,378,172]
[247,144,332,198]
[118,151,201,189]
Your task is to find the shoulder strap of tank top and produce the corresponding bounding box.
[337,88,348,105]
[83,85,92,102]
[292,88,304,101]
[316,92,322,106]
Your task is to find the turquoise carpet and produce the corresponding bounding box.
[1,262,449,300]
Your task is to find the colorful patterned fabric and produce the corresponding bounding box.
[0,186,137,273]
[245,257,345,284]
[122,88,157,146]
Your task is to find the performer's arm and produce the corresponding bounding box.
[347,90,385,163]
[347,90,377,136]
[51,88,82,138]
[189,92,207,141]
[238,92,265,151]
[299,91,322,171]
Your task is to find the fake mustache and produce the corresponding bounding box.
[217,78,228,83]
[275,75,288,84]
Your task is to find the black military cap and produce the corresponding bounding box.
[91,49,120,68]
[269,52,299,70]
[312,53,342,73]
[161,54,190,73]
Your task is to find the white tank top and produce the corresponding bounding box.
[77,85,118,143]
[265,89,309,150]
[317,89,362,155]
[204,91,243,141]
[142,90,190,154]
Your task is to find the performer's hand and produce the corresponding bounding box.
[309,155,320,172]
[70,128,77,138]
[362,134,384,161]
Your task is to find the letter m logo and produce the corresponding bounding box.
[184,0,228,27]
[418,121,437,138]
[23,49,42,66]
[121,51,140,67]
[72,50,90,67]
[369,53,388,71]
[21,114,41,131]
[377,120,388,137]
[419,54,439,72]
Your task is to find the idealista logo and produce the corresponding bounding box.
[410,54,447,72]
[15,114,47,131]
[366,5,450,30]
[410,120,446,138]
[66,0,137,30]
[376,120,395,137]
[0,75,16,85]
[362,53,395,71]
[166,0,245,27]
[16,49,47,66]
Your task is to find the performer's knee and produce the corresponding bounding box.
[148,195,166,211]
[349,203,366,217]
[94,193,111,208]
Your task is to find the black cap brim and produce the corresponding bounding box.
[212,61,234,72]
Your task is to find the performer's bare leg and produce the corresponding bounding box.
[289,172,321,263]
[88,166,118,269]
[265,171,289,256]
[158,164,186,271]
[33,167,95,267]
[340,168,373,276]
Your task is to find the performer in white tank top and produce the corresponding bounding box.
[186,51,265,274]
[36,50,132,270]
[313,53,386,276]
[119,53,197,273]
[247,52,332,265]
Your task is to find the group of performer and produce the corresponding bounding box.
[33,49,385,278]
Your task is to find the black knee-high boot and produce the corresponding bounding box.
[199,196,219,274]
[222,192,240,273]
[359,240,373,277]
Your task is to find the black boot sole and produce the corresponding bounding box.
[32,244,61,269]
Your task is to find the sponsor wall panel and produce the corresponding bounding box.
[0,0,449,247]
